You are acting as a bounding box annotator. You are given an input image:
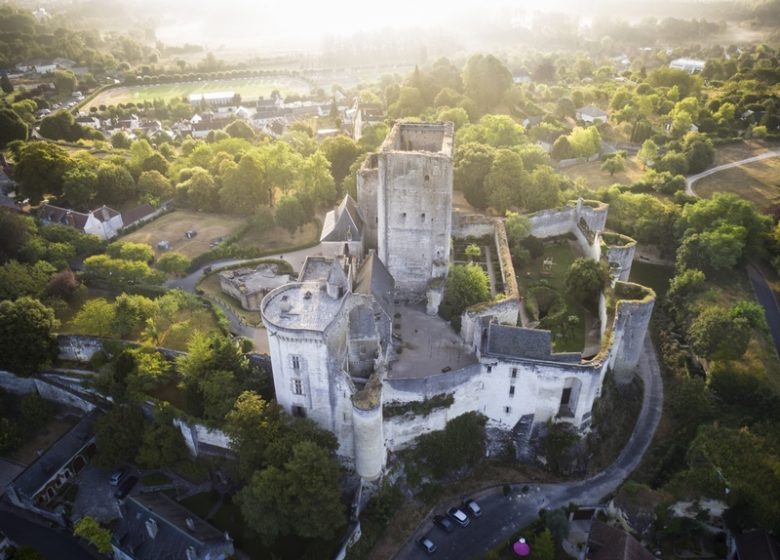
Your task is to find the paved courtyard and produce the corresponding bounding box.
[388,305,478,379]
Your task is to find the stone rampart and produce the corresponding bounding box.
[452,213,495,238]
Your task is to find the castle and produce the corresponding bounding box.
[261,121,655,480]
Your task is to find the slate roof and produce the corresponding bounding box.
[39,203,89,230]
[735,531,780,560]
[92,205,121,223]
[586,520,655,560]
[484,323,553,361]
[120,203,156,227]
[320,194,363,243]
[354,252,394,319]
[299,256,336,282]
[113,492,234,560]
[11,410,100,498]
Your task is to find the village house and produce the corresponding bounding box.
[39,203,124,240]
[576,105,609,124]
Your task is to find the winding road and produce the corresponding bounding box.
[685,149,780,197]
[394,333,664,560]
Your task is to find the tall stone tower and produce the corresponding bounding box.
[374,121,454,302]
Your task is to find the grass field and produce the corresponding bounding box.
[235,221,319,253]
[695,156,780,212]
[122,210,247,259]
[561,157,645,189]
[86,75,311,109]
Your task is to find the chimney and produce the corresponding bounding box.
[145,518,158,539]
[185,517,195,531]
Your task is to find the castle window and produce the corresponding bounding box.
[292,379,303,395]
[511,368,517,378]
[402,212,406,218]
[509,386,515,397]
[421,212,426,219]
[504,406,512,414]
[486,365,492,373]
[424,174,430,182]
[291,355,301,370]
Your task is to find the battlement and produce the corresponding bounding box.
[382,121,454,156]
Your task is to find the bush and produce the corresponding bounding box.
[412,412,487,479]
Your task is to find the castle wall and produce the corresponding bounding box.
[377,150,452,298]
[609,283,656,383]
[357,157,379,251]
[528,205,578,238]
[352,403,384,480]
[452,213,495,238]
[605,241,637,283]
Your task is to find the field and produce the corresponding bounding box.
[694,157,780,212]
[121,210,246,259]
[561,157,645,189]
[85,75,312,109]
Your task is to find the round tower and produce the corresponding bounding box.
[351,375,385,480]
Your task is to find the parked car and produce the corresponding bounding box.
[184,230,197,239]
[418,536,437,554]
[109,468,126,486]
[464,498,482,517]
[433,515,455,533]
[447,507,470,527]
[114,475,138,499]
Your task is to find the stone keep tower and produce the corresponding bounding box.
[375,121,454,301]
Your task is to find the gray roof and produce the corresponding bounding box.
[354,252,394,318]
[12,410,100,498]
[320,194,363,243]
[484,324,553,361]
[299,256,337,282]
[39,203,89,230]
[113,492,234,560]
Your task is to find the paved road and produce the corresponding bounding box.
[395,334,664,560]
[0,507,100,559]
[685,149,780,196]
[747,264,780,359]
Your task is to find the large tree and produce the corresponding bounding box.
[463,54,512,112]
[319,135,361,188]
[484,148,526,214]
[439,263,491,329]
[0,297,59,376]
[454,142,496,209]
[225,390,282,478]
[0,211,30,263]
[94,405,145,468]
[73,516,112,554]
[96,163,136,206]
[0,108,27,148]
[688,307,751,361]
[565,258,609,308]
[14,142,75,204]
[237,441,345,543]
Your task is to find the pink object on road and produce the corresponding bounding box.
[513,537,531,556]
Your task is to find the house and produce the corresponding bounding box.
[585,519,655,560]
[187,92,237,108]
[669,58,705,74]
[320,194,364,256]
[75,116,101,129]
[39,203,124,240]
[576,105,608,124]
[6,410,99,525]
[352,101,385,141]
[112,493,234,560]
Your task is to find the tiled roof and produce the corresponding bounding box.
[484,324,553,361]
[587,520,655,560]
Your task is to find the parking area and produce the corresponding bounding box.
[70,464,127,523]
[408,499,485,558]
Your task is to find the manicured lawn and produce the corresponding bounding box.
[694,157,780,212]
[121,210,247,259]
[516,239,587,353]
[561,157,645,189]
[85,75,311,109]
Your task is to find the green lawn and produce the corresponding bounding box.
[86,75,312,109]
[516,240,587,352]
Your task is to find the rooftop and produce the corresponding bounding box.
[12,410,100,498]
[382,121,454,156]
[220,264,291,295]
[388,305,478,379]
[262,282,345,332]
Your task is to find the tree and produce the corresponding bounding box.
[156,252,191,276]
[96,163,136,206]
[565,258,609,308]
[439,264,491,329]
[111,131,131,149]
[388,86,426,118]
[127,347,172,393]
[39,110,82,141]
[454,142,496,208]
[688,307,751,361]
[319,136,361,187]
[45,269,80,301]
[178,167,218,212]
[463,54,512,112]
[14,142,75,204]
[523,166,561,212]
[544,508,570,544]
[138,170,173,205]
[551,136,575,161]
[220,154,270,213]
[94,405,145,468]
[53,70,77,97]
[83,255,165,287]
[224,120,255,139]
[601,154,626,176]
[0,211,30,263]
[107,241,154,262]
[62,166,98,211]
[533,529,555,560]
[465,243,481,262]
[484,149,525,214]
[136,421,189,469]
[275,196,305,234]
[0,108,27,147]
[20,393,54,433]
[0,297,58,376]
[684,135,715,174]
[0,73,13,94]
[568,127,601,158]
[225,391,282,478]
[0,261,55,300]
[73,516,113,554]
[413,412,487,478]
[72,298,116,337]
[237,441,346,543]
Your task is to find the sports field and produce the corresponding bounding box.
[86,75,312,109]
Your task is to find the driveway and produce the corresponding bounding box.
[685,149,780,196]
[747,264,780,359]
[394,333,664,559]
[71,464,122,523]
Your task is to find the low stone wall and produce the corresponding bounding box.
[0,370,96,412]
[0,370,36,394]
[452,213,495,238]
[173,417,232,457]
[57,335,185,362]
